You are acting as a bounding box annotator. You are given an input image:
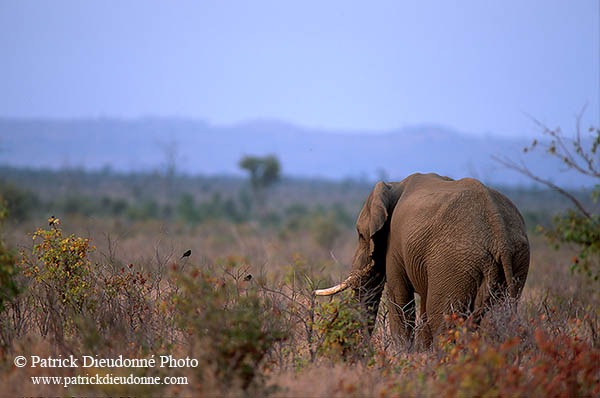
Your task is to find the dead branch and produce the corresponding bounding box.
[492,155,593,220]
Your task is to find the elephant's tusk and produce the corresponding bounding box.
[314,277,352,296]
[315,262,375,296]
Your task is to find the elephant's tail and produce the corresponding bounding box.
[500,252,516,298]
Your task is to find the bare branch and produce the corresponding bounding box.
[492,155,594,220]
[527,110,600,179]
[573,108,600,177]
[260,285,298,305]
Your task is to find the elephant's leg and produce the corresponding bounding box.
[414,293,431,349]
[512,247,530,298]
[424,272,479,347]
[472,263,503,325]
[472,251,529,324]
[386,265,415,344]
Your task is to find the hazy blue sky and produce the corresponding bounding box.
[1,1,598,137]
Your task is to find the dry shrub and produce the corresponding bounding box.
[269,363,389,398]
[426,301,600,398]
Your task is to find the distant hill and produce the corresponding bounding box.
[0,118,594,187]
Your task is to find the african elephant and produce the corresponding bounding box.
[316,173,529,347]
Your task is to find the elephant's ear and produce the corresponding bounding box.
[358,181,395,257]
[368,181,392,238]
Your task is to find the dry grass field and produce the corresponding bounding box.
[0,171,598,397]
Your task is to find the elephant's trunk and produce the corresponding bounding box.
[314,262,375,296]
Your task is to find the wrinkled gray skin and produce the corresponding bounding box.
[317,173,530,347]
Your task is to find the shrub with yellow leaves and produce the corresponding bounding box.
[20,217,96,339]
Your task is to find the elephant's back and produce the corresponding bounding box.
[393,174,528,254]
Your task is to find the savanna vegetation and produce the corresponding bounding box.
[0,131,599,396]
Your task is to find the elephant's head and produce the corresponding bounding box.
[316,181,400,328]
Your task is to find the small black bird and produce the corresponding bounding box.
[49,215,55,226]
[243,274,252,282]
[180,249,192,259]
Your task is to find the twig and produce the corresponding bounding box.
[493,155,594,220]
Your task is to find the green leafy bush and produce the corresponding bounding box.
[543,209,600,280]
[175,266,287,391]
[314,293,371,361]
[0,200,19,313]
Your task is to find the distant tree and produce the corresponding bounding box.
[239,155,281,191]
[495,111,600,282]
[158,139,181,201]
[238,155,281,214]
